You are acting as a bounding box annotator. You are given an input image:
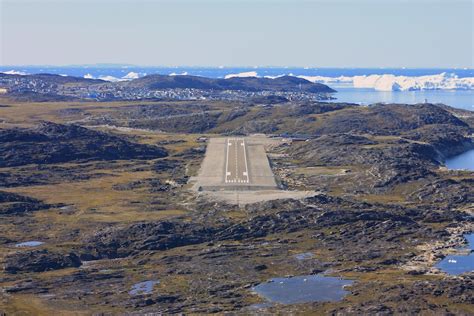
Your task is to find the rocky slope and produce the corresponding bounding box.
[4,250,81,274]
[0,191,51,215]
[0,122,167,167]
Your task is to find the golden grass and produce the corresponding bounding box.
[3,165,187,228]
[294,166,349,176]
[0,294,92,316]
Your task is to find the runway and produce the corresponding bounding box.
[225,138,249,184]
[190,135,278,191]
[190,135,315,204]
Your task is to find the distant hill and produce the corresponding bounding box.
[0,73,105,85]
[0,72,335,101]
[123,74,336,93]
[0,72,335,93]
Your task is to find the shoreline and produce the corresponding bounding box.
[403,214,473,276]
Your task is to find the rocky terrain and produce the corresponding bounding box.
[0,122,167,167]
[0,191,52,215]
[0,96,473,315]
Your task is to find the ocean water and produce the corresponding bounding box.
[330,88,473,111]
[1,66,472,110]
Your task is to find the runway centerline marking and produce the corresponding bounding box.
[225,138,249,184]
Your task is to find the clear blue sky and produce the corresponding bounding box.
[1,0,472,67]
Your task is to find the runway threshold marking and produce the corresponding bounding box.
[225,138,249,184]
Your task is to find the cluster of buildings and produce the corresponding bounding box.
[0,75,333,102]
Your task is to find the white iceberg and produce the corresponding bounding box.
[296,75,353,85]
[122,71,141,80]
[84,73,122,82]
[224,71,258,79]
[2,70,28,75]
[98,75,121,82]
[297,73,474,91]
[352,73,474,91]
[169,71,188,76]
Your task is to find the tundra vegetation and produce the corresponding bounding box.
[0,93,473,315]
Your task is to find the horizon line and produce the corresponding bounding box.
[1,64,473,70]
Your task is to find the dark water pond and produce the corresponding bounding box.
[15,241,44,247]
[129,280,160,296]
[445,149,474,171]
[436,234,473,275]
[252,274,353,304]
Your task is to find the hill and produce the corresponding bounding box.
[123,74,336,93]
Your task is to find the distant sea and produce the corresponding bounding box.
[1,66,472,110]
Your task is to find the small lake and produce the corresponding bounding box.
[294,252,314,260]
[129,280,160,296]
[15,241,44,247]
[252,274,353,304]
[445,150,474,171]
[436,234,473,275]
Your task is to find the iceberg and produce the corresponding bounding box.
[297,73,473,91]
[224,71,258,79]
[84,73,122,82]
[98,75,121,82]
[2,70,28,75]
[352,73,474,91]
[169,71,188,76]
[296,75,353,85]
[122,71,141,80]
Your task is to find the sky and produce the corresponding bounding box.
[0,0,472,68]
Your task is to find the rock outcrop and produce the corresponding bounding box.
[0,122,167,167]
[4,250,81,274]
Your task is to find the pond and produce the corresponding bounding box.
[15,241,44,247]
[445,149,474,171]
[252,274,353,304]
[436,234,474,275]
[294,252,314,260]
[129,280,160,296]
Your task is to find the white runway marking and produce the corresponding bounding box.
[225,138,250,184]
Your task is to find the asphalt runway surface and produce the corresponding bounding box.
[225,138,249,184]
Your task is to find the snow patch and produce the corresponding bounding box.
[224,71,258,79]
